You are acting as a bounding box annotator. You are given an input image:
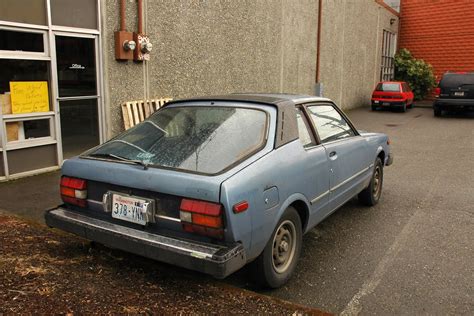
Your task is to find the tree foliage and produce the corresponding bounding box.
[394,48,436,100]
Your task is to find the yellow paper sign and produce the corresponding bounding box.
[10,81,50,114]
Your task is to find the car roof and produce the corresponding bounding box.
[164,93,332,149]
[378,81,403,84]
[166,93,331,106]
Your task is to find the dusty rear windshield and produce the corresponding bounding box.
[376,83,400,92]
[86,106,268,175]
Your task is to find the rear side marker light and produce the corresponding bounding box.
[233,201,249,213]
[60,176,87,207]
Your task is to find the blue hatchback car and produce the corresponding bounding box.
[46,94,393,288]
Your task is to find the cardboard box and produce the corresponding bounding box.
[1,93,12,115]
[6,122,19,142]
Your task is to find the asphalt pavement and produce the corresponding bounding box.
[229,106,474,314]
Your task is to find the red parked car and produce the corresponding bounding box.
[371,81,415,112]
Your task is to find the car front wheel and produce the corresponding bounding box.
[358,157,383,206]
[252,206,302,288]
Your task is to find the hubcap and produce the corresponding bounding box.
[372,166,382,199]
[272,220,297,274]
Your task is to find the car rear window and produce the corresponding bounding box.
[439,74,474,89]
[376,83,400,92]
[86,106,268,175]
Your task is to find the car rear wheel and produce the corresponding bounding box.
[252,206,302,288]
[401,102,407,112]
[434,107,442,117]
[358,157,383,206]
[371,104,377,111]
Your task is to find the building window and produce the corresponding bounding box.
[380,30,397,81]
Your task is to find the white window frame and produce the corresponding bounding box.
[0,26,50,60]
[380,30,397,81]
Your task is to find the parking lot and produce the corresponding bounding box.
[232,105,472,314]
[1,105,473,314]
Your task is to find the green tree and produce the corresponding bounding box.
[394,48,436,100]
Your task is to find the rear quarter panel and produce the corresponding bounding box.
[221,140,313,261]
[360,132,390,164]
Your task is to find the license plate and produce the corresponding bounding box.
[454,91,464,96]
[383,102,390,106]
[111,194,151,225]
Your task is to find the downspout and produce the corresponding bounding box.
[120,0,126,32]
[137,0,143,34]
[315,0,323,96]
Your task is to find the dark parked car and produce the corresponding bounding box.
[46,94,393,288]
[433,72,474,117]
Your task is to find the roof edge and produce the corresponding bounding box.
[375,0,400,17]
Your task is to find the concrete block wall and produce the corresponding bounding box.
[319,0,399,110]
[399,0,474,80]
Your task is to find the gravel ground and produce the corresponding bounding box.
[0,214,329,315]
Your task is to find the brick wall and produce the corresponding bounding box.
[399,0,474,82]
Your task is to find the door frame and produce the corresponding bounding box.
[51,31,105,162]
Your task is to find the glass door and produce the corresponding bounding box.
[54,34,100,159]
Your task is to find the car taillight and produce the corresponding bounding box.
[179,198,224,239]
[434,87,441,97]
[60,176,87,207]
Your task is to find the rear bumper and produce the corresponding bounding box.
[385,152,394,166]
[433,99,474,110]
[45,207,246,279]
[372,100,406,107]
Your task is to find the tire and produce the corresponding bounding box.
[252,206,302,288]
[371,104,377,111]
[401,102,407,112]
[358,157,383,206]
[434,107,442,117]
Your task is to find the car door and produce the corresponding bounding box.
[305,103,371,212]
[294,107,331,227]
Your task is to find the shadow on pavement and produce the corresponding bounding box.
[0,171,61,223]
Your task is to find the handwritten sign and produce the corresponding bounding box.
[10,81,50,114]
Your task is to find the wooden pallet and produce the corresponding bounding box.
[121,98,172,130]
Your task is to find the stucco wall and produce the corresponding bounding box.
[101,0,398,137]
[101,0,318,137]
[319,0,399,110]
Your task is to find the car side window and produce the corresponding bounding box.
[401,83,406,92]
[296,108,316,148]
[306,105,355,143]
